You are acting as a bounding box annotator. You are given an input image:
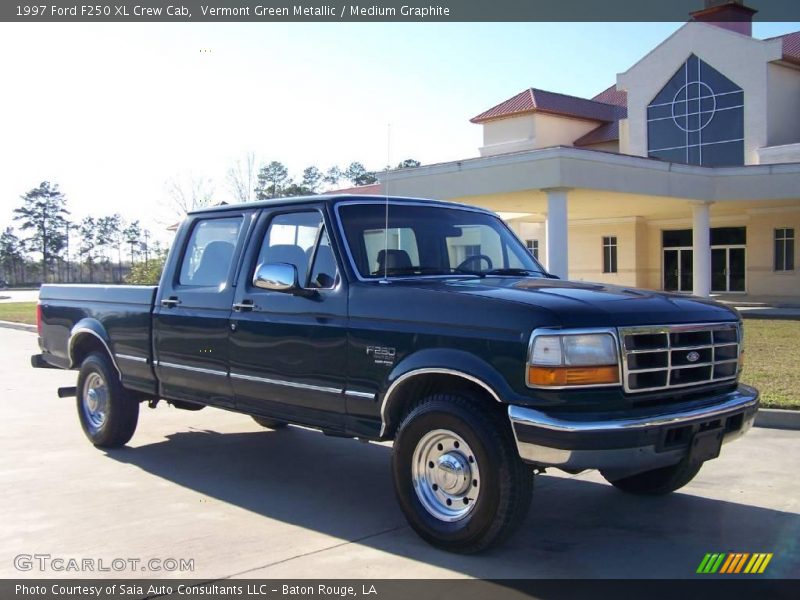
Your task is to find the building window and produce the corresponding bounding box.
[525,239,539,259]
[775,228,795,272]
[602,236,618,273]
[647,54,743,167]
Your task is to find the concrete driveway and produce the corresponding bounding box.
[0,289,39,303]
[2,327,798,579]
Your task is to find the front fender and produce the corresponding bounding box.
[379,348,518,436]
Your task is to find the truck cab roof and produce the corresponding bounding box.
[188,194,496,217]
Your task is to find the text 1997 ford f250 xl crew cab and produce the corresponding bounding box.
[32,195,758,552]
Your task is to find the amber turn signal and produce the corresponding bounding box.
[527,365,619,387]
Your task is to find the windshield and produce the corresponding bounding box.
[337,203,548,279]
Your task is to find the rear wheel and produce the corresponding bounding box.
[601,459,703,495]
[251,415,287,429]
[392,393,533,553]
[77,352,139,448]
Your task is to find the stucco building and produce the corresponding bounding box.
[364,1,800,299]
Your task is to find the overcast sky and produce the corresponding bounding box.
[1,20,798,243]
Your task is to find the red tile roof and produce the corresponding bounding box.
[770,30,800,66]
[574,121,620,147]
[470,88,623,124]
[324,183,381,195]
[591,85,628,108]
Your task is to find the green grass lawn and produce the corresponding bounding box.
[0,301,37,325]
[740,320,800,410]
[0,301,796,408]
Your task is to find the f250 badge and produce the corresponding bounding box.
[366,346,396,366]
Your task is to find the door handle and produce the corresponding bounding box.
[232,299,254,312]
[161,296,181,308]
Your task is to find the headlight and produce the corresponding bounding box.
[527,330,620,388]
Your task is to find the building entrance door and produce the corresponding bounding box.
[663,248,693,292]
[712,246,746,292]
[663,227,746,294]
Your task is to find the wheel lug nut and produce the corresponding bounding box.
[428,461,434,468]
[446,499,452,506]
[432,484,438,491]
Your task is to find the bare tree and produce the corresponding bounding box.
[165,173,216,217]
[226,152,257,203]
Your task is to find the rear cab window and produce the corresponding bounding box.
[178,216,244,288]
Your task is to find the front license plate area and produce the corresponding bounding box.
[690,428,723,463]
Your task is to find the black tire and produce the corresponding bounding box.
[251,415,288,429]
[601,459,703,496]
[392,393,533,553]
[76,352,139,448]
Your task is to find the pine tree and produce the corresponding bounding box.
[13,181,70,282]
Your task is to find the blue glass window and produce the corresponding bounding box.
[647,55,744,167]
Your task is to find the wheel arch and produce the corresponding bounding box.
[68,319,121,377]
[380,349,512,438]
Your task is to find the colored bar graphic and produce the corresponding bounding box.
[719,554,735,574]
[697,554,713,574]
[700,552,773,574]
[711,553,725,573]
[758,553,773,573]
[734,553,749,573]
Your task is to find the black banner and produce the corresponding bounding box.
[3,0,800,23]
[3,579,800,600]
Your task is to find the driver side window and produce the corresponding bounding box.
[255,211,338,290]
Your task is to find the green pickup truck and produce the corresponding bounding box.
[32,195,758,552]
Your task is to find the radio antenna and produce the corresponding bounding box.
[382,123,391,283]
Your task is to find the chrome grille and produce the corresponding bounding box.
[619,322,741,393]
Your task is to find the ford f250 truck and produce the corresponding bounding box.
[33,195,759,552]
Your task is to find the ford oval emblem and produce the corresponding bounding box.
[686,351,701,363]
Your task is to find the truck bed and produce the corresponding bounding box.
[37,284,158,395]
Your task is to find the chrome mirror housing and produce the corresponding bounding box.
[253,262,299,292]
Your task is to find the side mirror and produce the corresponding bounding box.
[253,262,300,292]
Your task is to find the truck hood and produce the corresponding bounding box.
[399,277,739,328]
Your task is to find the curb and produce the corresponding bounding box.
[754,408,800,431]
[0,320,36,333]
[740,312,800,321]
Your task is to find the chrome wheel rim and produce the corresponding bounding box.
[411,429,481,522]
[82,372,108,431]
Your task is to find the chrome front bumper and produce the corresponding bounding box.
[509,384,759,475]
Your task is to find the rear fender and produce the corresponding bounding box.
[68,319,121,377]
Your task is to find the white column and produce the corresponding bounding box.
[691,201,713,297]
[544,188,569,279]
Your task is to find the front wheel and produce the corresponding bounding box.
[77,352,139,448]
[392,394,533,553]
[601,459,703,495]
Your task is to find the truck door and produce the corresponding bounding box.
[228,207,347,428]
[153,210,254,407]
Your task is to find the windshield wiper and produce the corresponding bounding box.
[373,266,479,278]
[483,268,543,277]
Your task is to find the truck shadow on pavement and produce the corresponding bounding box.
[106,425,800,579]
